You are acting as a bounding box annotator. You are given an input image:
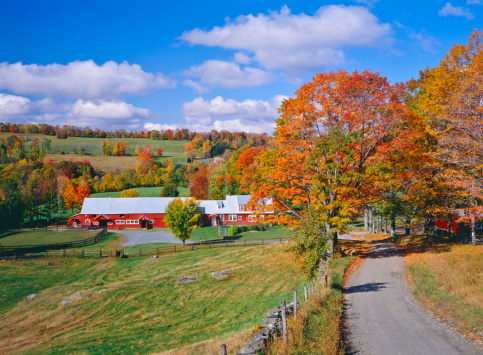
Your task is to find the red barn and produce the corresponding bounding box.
[68,195,271,230]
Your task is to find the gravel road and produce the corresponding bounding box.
[115,230,182,246]
[344,241,481,355]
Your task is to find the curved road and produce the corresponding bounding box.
[344,242,481,355]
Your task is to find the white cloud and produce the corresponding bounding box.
[438,2,474,19]
[408,30,440,53]
[144,122,180,131]
[0,93,32,115]
[467,0,482,5]
[176,95,288,133]
[0,60,174,100]
[183,60,275,89]
[233,52,252,64]
[180,5,392,77]
[0,94,158,130]
[353,0,380,7]
[182,79,210,94]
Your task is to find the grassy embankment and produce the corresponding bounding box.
[0,132,189,168]
[189,225,293,243]
[397,234,483,343]
[0,243,306,355]
[268,239,368,354]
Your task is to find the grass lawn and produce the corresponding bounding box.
[398,234,483,342]
[91,186,189,198]
[189,225,293,243]
[0,230,98,246]
[0,244,306,355]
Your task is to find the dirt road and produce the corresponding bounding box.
[344,242,481,355]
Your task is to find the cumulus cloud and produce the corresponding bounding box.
[180,5,392,77]
[0,94,158,130]
[174,95,287,133]
[467,0,482,4]
[438,2,474,20]
[0,60,174,100]
[408,30,440,53]
[183,60,275,89]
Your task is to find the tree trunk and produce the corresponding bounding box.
[447,214,452,239]
[332,231,338,246]
[405,217,411,236]
[370,211,375,234]
[183,240,186,246]
[364,210,368,230]
[391,217,396,237]
[471,214,476,245]
[384,216,388,233]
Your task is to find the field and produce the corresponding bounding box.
[0,132,189,167]
[91,186,189,198]
[0,244,306,354]
[0,230,98,246]
[399,234,483,342]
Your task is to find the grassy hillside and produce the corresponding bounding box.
[0,244,305,354]
[0,132,188,167]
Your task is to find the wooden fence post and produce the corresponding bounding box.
[281,300,287,345]
[63,249,66,257]
[100,250,102,258]
[220,344,227,355]
[82,249,84,258]
[304,286,308,302]
[294,290,298,320]
[244,240,246,246]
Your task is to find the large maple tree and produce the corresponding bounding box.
[247,70,423,243]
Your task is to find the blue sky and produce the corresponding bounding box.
[0,0,481,133]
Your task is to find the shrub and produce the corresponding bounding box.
[228,226,239,236]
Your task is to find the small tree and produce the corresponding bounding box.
[159,182,179,197]
[121,188,139,198]
[164,198,201,246]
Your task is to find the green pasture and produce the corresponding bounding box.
[0,230,98,246]
[0,244,305,354]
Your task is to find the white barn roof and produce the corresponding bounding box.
[79,195,261,215]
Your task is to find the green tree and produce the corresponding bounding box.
[120,188,139,197]
[159,182,179,197]
[164,198,201,246]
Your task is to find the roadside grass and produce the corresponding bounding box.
[0,230,98,246]
[268,243,355,354]
[398,234,483,342]
[91,186,188,198]
[0,244,306,355]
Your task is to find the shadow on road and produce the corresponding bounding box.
[367,242,403,259]
[344,282,387,294]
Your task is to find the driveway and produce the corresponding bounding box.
[115,230,182,246]
[344,242,480,355]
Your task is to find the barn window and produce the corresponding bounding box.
[238,216,242,220]
[149,220,154,225]
[120,214,125,218]
[240,205,245,211]
[85,219,90,224]
[248,215,256,222]
[116,220,125,225]
[229,215,236,221]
